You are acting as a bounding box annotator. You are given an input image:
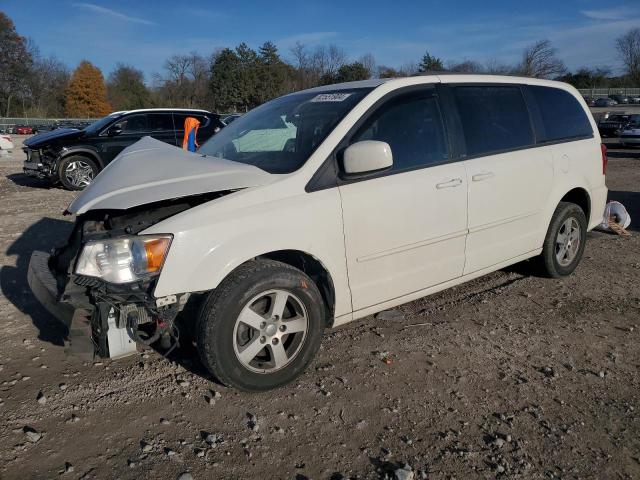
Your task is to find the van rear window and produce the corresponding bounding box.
[529,86,593,142]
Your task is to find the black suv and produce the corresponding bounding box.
[23,109,224,190]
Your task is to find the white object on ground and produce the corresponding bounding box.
[599,200,631,230]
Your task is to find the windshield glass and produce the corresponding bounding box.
[84,113,123,134]
[198,88,372,174]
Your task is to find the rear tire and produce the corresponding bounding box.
[537,202,587,278]
[58,155,98,190]
[197,259,325,391]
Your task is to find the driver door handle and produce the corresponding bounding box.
[436,178,463,189]
[472,172,494,182]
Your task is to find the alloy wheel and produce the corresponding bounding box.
[232,289,308,373]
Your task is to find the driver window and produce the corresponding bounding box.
[113,114,148,134]
[351,90,449,172]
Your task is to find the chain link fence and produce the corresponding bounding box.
[577,88,640,98]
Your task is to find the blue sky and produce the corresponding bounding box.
[3,0,640,80]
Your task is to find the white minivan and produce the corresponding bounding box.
[29,74,608,391]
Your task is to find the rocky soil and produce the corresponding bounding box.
[0,135,639,480]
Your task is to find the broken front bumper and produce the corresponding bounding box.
[28,251,97,359]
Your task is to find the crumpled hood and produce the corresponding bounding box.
[24,128,83,147]
[67,136,272,214]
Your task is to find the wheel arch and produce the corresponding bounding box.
[60,148,104,169]
[559,187,591,223]
[256,250,336,327]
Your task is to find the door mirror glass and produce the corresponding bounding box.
[106,125,123,136]
[343,140,393,175]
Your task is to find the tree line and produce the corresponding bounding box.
[1,11,640,118]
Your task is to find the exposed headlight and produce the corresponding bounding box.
[75,235,172,284]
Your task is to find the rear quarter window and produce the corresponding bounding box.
[529,86,593,142]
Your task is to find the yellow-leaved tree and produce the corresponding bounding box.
[65,60,112,117]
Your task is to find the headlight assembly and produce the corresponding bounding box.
[75,235,172,284]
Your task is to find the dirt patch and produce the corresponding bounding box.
[0,140,639,479]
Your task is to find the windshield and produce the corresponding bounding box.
[198,88,372,174]
[84,113,124,134]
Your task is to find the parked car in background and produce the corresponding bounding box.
[609,94,629,104]
[598,114,632,137]
[15,125,34,135]
[629,96,640,105]
[619,114,640,147]
[595,98,617,107]
[0,134,14,155]
[23,108,225,190]
[221,113,242,125]
[582,96,596,106]
[28,75,607,391]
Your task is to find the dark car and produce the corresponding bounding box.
[609,94,629,104]
[23,109,224,190]
[582,96,596,107]
[221,113,242,125]
[598,114,632,137]
[595,97,616,107]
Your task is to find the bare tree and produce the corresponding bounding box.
[399,61,419,76]
[155,52,212,108]
[484,58,515,75]
[616,28,640,85]
[518,39,566,79]
[447,59,483,73]
[359,53,377,77]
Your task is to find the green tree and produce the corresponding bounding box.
[65,60,112,117]
[107,63,151,110]
[0,12,33,116]
[321,62,370,85]
[256,41,290,103]
[557,67,611,89]
[235,42,259,110]
[210,48,242,112]
[418,51,444,72]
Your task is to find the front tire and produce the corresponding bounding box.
[58,155,98,190]
[538,202,587,278]
[197,259,325,391]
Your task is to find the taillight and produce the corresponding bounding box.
[601,143,608,175]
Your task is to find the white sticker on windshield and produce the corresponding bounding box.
[310,93,352,102]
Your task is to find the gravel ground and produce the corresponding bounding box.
[0,134,639,480]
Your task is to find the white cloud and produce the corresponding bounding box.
[581,6,638,21]
[73,3,156,26]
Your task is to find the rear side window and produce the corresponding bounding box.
[174,113,210,131]
[148,113,174,132]
[453,86,534,156]
[351,90,449,172]
[529,86,593,142]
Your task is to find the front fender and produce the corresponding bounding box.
[144,186,353,318]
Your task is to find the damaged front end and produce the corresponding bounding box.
[28,192,225,360]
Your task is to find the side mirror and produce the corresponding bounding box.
[343,140,393,175]
[106,126,123,136]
